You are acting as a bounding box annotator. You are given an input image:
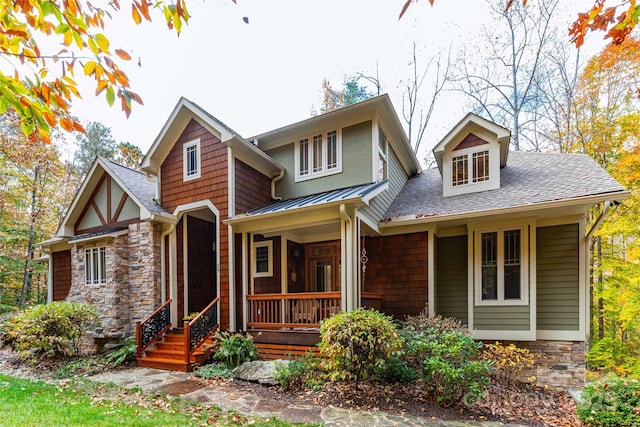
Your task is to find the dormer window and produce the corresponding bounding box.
[183,139,201,182]
[452,150,490,187]
[295,129,342,182]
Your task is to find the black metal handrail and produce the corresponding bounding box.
[136,299,172,358]
[184,297,219,362]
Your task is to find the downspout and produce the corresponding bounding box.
[586,200,611,240]
[340,204,353,310]
[160,223,175,303]
[271,169,285,201]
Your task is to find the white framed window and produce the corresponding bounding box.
[252,240,273,278]
[183,139,201,182]
[295,129,342,181]
[452,149,490,187]
[85,247,106,285]
[474,226,527,305]
[378,133,388,181]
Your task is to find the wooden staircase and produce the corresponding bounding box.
[136,328,217,372]
[136,297,220,372]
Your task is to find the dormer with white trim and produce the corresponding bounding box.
[433,113,510,197]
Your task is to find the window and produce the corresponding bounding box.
[378,133,388,181]
[85,247,106,285]
[476,228,525,304]
[183,139,201,181]
[295,130,341,181]
[452,149,489,187]
[252,240,273,278]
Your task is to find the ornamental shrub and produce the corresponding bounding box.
[104,336,137,367]
[479,342,537,383]
[577,376,640,427]
[213,331,258,368]
[318,308,402,391]
[1,302,99,360]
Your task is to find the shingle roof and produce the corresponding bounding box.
[384,151,627,220]
[101,158,166,215]
[243,181,387,216]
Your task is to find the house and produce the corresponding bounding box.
[39,95,628,388]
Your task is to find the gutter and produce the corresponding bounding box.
[586,200,611,239]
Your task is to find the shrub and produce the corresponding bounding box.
[275,353,325,391]
[587,336,640,377]
[404,305,466,335]
[104,336,137,367]
[375,355,417,384]
[318,308,402,390]
[1,302,99,360]
[417,331,492,406]
[0,304,15,315]
[195,362,233,379]
[577,376,640,427]
[479,342,537,383]
[213,331,258,368]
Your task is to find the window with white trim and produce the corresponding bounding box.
[452,149,489,187]
[252,240,273,278]
[183,139,201,181]
[475,227,526,304]
[85,247,106,285]
[295,130,341,181]
[378,133,388,181]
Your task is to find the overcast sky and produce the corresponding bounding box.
[66,0,605,162]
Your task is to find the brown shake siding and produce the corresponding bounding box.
[52,250,72,301]
[160,119,231,329]
[235,159,272,214]
[364,232,428,319]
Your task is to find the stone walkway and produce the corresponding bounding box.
[87,367,527,426]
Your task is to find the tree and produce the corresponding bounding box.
[0,1,189,142]
[400,0,639,49]
[73,121,117,175]
[453,0,559,151]
[314,75,375,115]
[401,42,450,154]
[116,142,144,169]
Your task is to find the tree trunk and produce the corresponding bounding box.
[595,235,604,340]
[19,165,39,309]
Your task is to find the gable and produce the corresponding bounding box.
[75,172,140,234]
[453,133,489,151]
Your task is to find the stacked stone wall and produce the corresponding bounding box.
[501,340,586,390]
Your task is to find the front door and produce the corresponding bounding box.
[186,214,217,313]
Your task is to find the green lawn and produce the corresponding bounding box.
[0,374,298,426]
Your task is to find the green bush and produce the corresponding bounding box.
[195,362,233,379]
[375,355,417,384]
[1,302,99,360]
[213,331,259,368]
[275,353,325,391]
[104,336,137,367]
[587,336,640,377]
[577,376,640,427]
[318,308,402,390]
[0,304,15,315]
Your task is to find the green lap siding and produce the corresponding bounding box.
[362,149,408,222]
[435,235,468,325]
[536,224,580,330]
[473,305,530,330]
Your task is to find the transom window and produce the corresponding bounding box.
[475,227,526,305]
[295,130,341,181]
[85,247,106,285]
[183,139,201,181]
[452,150,489,187]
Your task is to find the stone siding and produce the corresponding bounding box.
[67,222,163,340]
[501,340,586,390]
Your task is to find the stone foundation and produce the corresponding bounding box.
[67,221,163,341]
[500,340,586,390]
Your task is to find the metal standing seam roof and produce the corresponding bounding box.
[240,181,387,216]
[100,158,167,216]
[383,151,628,221]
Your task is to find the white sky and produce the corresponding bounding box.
[65,0,605,162]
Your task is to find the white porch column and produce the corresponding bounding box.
[340,205,357,311]
[242,232,249,331]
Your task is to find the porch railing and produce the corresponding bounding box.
[184,296,220,364]
[247,292,341,329]
[136,298,172,359]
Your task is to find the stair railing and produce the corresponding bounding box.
[184,296,220,364]
[136,299,172,359]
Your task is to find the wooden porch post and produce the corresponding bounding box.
[242,232,249,331]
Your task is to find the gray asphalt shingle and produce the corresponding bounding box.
[101,158,166,215]
[384,151,626,220]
